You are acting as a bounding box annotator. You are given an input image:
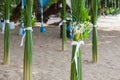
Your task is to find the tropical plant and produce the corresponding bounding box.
[70,0,90,80]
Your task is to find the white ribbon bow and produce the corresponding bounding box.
[71,40,84,78]
[20,27,33,46]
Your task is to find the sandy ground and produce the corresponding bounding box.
[0,15,120,80]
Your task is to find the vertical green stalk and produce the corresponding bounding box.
[4,0,11,64]
[23,0,33,80]
[62,0,67,51]
[112,0,114,8]
[92,26,98,62]
[91,0,98,62]
[71,45,82,80]
[117,0,119,8]
[119,0,120,9]
[70,0,87,80]
[105,0,107,7]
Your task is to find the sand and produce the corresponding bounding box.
[0,15,120,80]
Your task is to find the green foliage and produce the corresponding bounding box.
[104,8,120,15]
[111,9,120,15]
[71,0,91,41]
[32,13,37,26]
[21,9,36,26]
[109,8,115,13]
[104,8,110,15]
[0,0,5,17]
[47,0,56,7]
[72,21,90,41]
[0,0,21,18]
[20,9,25,23]
[72,0,89,23]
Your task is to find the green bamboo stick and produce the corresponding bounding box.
[71,44,82,80]
[91,0,98,62]
[92,26,98,62]
[62,0,67,51]
[119,0,120,9]
[105,0,107,8]
[23,0,33,80]
[4,0,11,64]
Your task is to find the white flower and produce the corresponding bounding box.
[73,22,85,35]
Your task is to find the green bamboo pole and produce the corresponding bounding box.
[105,0,107,8]
[119,0,120,9]
[4,0,11,64]
[91,0,98,62]
[112,0,114,8]
[23,0,33,80]
[117,0,119,8]
[62,0,67,51]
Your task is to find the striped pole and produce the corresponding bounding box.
[40,7,46,32]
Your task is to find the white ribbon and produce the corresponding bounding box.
[71,40,84,78]
[58,20,66,27]
[21,0,24,9]
[5,20,10,23]
[20,27,33,46]
[93,25,98,28]
[1,20,10,34]
[66,0,71,8]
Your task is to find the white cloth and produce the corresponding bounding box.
[20,27,33,46]
[66,0,71,8]
[93,25,98,28]
[71,40,84,78]
[5,20,10,23]
[1,20,10,34]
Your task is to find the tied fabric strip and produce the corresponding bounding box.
[5,20,10,23]
[93,25,98,28]
[2,20,10,34]
[58,20,66,27]
[20,27,33,46]
[22,0,24,9]
[88,24,97,34]
[71,40,84,79]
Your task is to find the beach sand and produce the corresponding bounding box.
[0,15,120,80]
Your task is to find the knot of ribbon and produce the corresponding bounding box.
[93,25,98,28]
[5,20,10,23]
[20,27,33,46]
